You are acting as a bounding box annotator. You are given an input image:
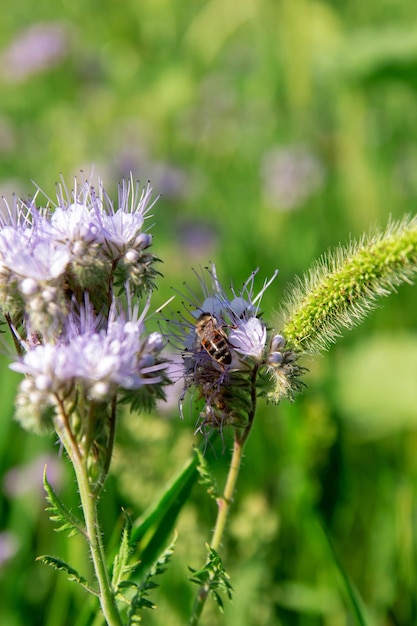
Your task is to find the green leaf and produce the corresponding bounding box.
[111,510,133,589]
[129,452,199,578]
[189,545,233,613]
[194,446,220,500]
[125,534,177,625]
[321,524,370,626]
[36,555,97,596]
[43,466,87,538]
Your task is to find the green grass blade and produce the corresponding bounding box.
[129,452,199,577]
[321,523,370,626]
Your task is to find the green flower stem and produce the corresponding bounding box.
[189,436,244,626]
[282,217,417,353]
[189,367,258,625]
[72,455,123,626]
[212,434,245,552]
[55,406,123,626]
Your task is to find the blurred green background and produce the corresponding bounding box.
[1,0,417,624]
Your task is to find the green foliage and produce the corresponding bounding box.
[129,454,199,578]
[43,467,87,538]
[189,545,233,613]
[122,381,168,415]
[122,535,177,624]
[111,512,134,592]
[106,509,177,623]
[321,525,370,626]
[36,555,97,596]
[1,0,417,624]
[194,446,220,501]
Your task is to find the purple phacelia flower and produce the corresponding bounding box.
[165,265,278,432]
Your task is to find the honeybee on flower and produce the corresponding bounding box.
[165,264,304,433]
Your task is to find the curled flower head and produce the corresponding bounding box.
[11,341,75,432]
[0,173,160,339]
[10,294,169,432]
[48,202,103,245]
[65,297,168,397]
[166,265,279,432]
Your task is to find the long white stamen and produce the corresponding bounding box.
[252,269,279,306]
[154,295,176,314]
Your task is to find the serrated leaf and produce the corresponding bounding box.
[144,580,159,590]
[37,555,97,596]
[189,545,233,612]
[43,467,87,538]
[126,534,177,625]
[194,446,220,500]
[112,510,133,589]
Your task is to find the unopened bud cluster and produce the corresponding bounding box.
[265,333,306,403]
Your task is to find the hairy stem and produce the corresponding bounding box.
[73,456,123,626]
[54,408,123,626]
[189,367,258,625]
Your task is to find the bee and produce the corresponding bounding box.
[194,312,232,367]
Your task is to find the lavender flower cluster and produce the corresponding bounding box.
[0,175,166,432]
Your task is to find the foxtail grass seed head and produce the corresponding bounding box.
[280,216,417,354]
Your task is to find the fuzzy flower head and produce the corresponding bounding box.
[181,265,277,366]
[166,265,278,431]
[0,173,159,340]
[10,295,169,433]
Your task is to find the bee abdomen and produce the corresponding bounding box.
[202,338,232,365]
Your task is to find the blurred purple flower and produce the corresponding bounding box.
[177,220,218,259]
[0,22,69,82]
[0,531,19,567]
[150,160,189,199]
[261,145,325,211]
[115,148,189,200]
[2,454,63,498]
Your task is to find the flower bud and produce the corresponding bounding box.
[20,278,38,296]
[270,334,285,352]
[268,351,284,365]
